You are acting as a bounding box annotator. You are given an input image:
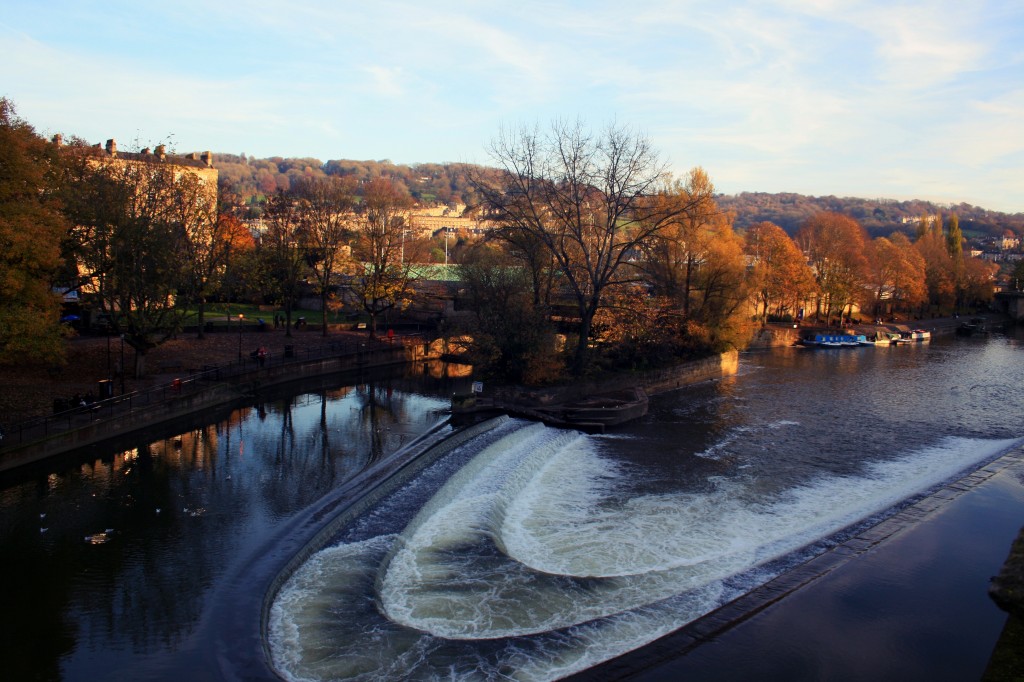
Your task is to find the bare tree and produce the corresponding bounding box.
[66,159,187,376]
[170,171,227,339]
[347,177,417,339]
[293,176,357,336]
[261,192,307,336]
[474,120,693,375]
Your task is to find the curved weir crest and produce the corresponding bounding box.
[268,420,1024,681]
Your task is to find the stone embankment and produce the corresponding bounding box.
[453,350,740,431]
[0,337,440,472]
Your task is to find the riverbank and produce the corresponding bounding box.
[748,312,1004,348]
[0,327,374,427]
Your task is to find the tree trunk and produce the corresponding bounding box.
[321,291,329,337]
[197,299,206,340]
[132,347,146,378]
[572,305,596,376]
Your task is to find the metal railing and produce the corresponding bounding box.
[0,335,425,451]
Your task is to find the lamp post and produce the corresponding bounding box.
[238,313,244,362]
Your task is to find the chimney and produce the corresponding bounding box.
[105,138,117,156]
[155,144,166,160]
[188,152,198,160]
[201,151,212,167]
[52,133,63,147]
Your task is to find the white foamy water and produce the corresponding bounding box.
[268,417,1022,681]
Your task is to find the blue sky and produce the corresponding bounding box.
[3,0,1022,212]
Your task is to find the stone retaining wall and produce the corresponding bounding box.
[489,350,740,405]
[0,342,440,472]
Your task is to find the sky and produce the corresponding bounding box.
[3,0,1022,212]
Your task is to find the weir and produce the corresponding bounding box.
[269,413,1024,680]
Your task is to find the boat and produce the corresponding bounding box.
[910,329,931,342]
[889,333,911,345]
[802,333,859,347]
[956,318,989,337]
[860,332,891,346]
[802,332,869,347]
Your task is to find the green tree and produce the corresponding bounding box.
[0,98,68,364]
[1013,260,1024,291]
[946,213,963,261]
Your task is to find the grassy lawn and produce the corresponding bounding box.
[187,304,363,329]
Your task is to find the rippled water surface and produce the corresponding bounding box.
[268,333,1024,681]
[3,336,1024,681]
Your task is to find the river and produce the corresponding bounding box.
[3,332,1024,680]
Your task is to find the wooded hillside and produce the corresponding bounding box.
[215,153,1023,239]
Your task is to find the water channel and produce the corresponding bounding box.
[3,333,1024,680]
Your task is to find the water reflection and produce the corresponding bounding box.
[269,335,1024,681]
[0,363,467,681]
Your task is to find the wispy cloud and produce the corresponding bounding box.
[2,0,1021,210]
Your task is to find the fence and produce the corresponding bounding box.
[0,335,428,456]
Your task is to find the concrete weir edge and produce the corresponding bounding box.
[574,443,1024,681]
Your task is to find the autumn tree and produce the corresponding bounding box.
[639,168,718,317]
[866,233,927,317]
[684,215,753,350]
[796,212,869,325]
[915,227,956,312]
[217,214,261,306]
[0,98,68,364]
[960,257,998,310]
[347,177,417,338]
[744,221,817,324]
[474,120,693,375]
[293,175,357,336]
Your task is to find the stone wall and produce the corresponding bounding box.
[489,349,740,405]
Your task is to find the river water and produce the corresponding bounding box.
[3,333,1024,680]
